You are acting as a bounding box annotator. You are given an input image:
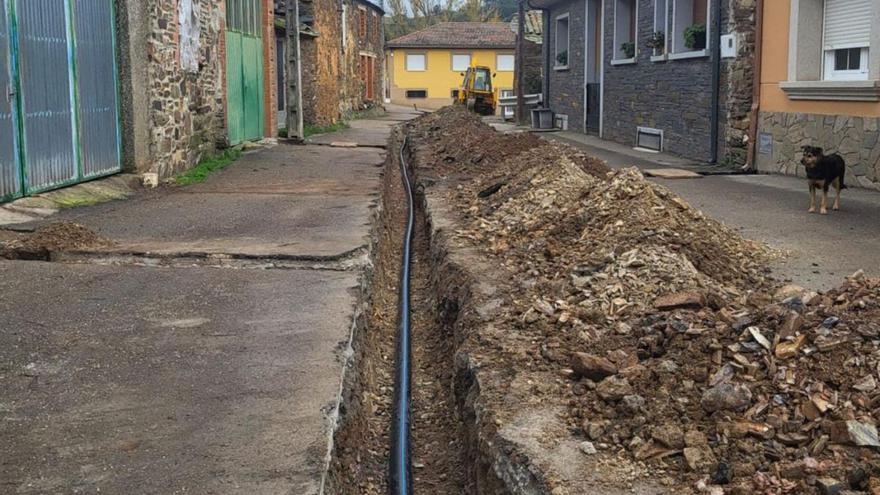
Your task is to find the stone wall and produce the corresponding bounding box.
[340,1,385,117]
[757,112,880,190]
[305,0,344,126]
[718,0,756,167]
[601,0,724,162]
[147,0,227,177]
[546,0,586,132]
[300,35,320,125]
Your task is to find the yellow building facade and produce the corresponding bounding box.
[756,0,880,189]
[386,49,515,109]
[385,22,517,110]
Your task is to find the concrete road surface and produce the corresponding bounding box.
[0,108,417,494]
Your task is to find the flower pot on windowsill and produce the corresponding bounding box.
[621,42,636,60]
[684,24,707,52]
[646,31,665,57]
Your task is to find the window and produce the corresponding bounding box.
[822,0,871,81]
[358,7,367,38]
[555,14,570,69]
[781,0,880,101]
[451,89,460,98]
[671,0,709,56]
[360,55,375,100]
[406,90,427,99]
[613,0,637,62]
[452,54,472,71]
[496,54,515,71]
[406,53,426,71]
[651,0,668,58]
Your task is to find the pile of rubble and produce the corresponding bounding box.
[408,109,880,494]
[0,222,114,260]
[408,106,546,174]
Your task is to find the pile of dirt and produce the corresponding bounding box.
[407,108,880,494]
[408,106,547,174]
[0,222,114,260]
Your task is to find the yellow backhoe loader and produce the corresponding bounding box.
[456,66,497,116]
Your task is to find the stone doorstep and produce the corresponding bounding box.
[0,174,141,226]
[644,168,704,180]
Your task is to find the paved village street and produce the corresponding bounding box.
[0,109,417,495]
[3,0,880,491]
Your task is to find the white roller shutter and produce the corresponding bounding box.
[824,0,872,50]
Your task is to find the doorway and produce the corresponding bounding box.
[584,0,602,134]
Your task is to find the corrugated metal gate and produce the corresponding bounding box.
[0,0,121,202]
[226,0,265,145]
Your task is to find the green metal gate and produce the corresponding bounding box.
[0,0,121,202]
[226,0,264,145]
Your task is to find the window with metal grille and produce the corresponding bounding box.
[226,0,262,36]
[636,127,663,151]
[406,90,427,99]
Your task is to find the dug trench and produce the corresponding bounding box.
[328,107,880,495]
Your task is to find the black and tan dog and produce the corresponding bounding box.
[801,146,847,215]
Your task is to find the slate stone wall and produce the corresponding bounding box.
[544,0,755,164]
[546,0,586,132]
[602,0,720,162]
[757,112,880,190]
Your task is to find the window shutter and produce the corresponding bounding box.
[824,0,872,50]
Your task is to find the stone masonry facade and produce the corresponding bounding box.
[543,0,755,165]
[757,112,880,191]
[340,0,384,117]
[147,0,227,178]
[602,0,754,164]
[545,2,586,132]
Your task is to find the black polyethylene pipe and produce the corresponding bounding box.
[389,135,414,495]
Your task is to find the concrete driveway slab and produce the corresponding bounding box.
[50,144,384,258]
[0,261,357,494]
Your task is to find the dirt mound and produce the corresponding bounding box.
[407,106,548,173]
[0,222,114,260]
[408,108,880,494]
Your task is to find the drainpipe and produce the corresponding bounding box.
[744,0,764,171]
[709,0,723,164]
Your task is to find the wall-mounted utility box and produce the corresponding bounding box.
[721,34,737,58]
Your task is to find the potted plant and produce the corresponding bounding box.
[646,31,665,56]
[621,42,636,59]
[556,50,568,67]
[683,24,706,51]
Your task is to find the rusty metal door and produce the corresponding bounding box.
[0,0,121,202]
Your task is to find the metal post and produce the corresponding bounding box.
[286,0,304,141]
[515,0,526,125]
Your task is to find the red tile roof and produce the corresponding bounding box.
[387,22,516,49]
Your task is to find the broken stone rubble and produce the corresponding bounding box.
[408,107,880,494]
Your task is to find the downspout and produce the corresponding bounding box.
[744,0,764,171]
[709,0,723,164]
